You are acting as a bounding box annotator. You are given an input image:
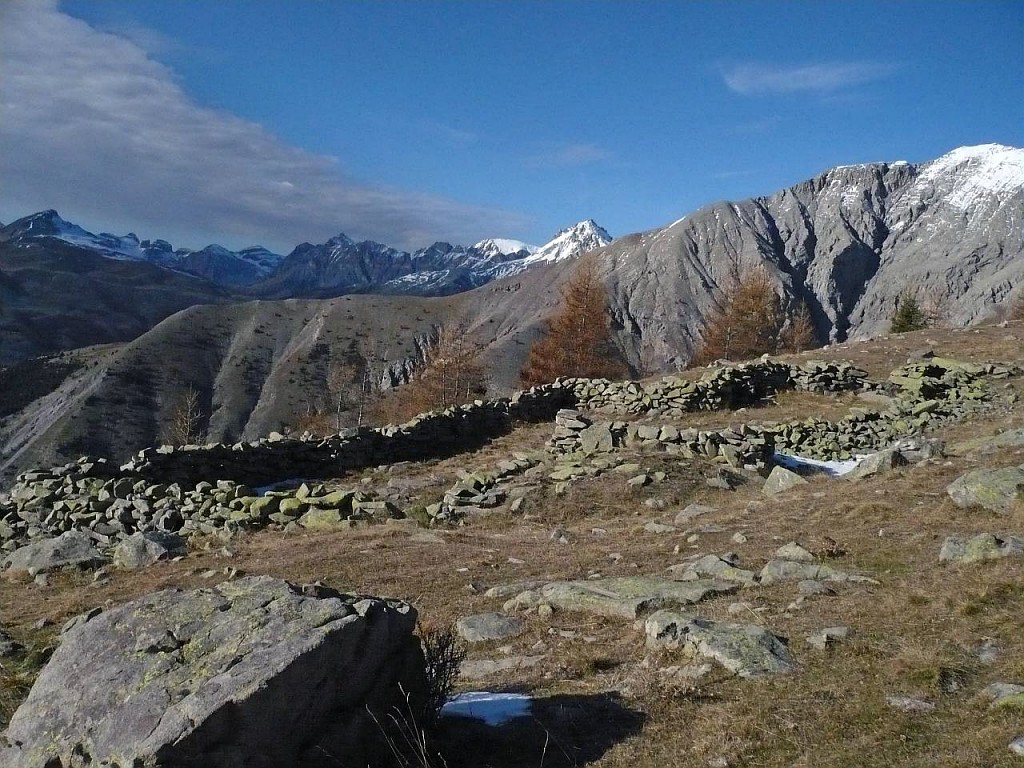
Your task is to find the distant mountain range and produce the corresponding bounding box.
[0,210,611,296]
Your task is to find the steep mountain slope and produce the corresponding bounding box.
[0,237,235,365]
[581,144,1024,372]
[0,295,458,482]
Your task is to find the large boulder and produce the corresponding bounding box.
[3,530,108,576]
[2,576,425,768]
[113,531,187,569]
[946,466,1024,513]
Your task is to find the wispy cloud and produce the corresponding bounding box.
[528,142,612,168]
[722,61,897,96]
[0,0,525,251]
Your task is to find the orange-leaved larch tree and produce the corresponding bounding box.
[376,319,488,422]
[781,301,818,353]
[520,259,627,387]
[693,264,786,365]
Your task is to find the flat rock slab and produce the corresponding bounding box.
[644,610,796,677]
[946,465,1024,513]
[758,559,877,586]
[508,576,739,620]
[3,530,108,575]
[459,655,545,680]
[939,533,1024,563]
[2,575,423,768]
[456,613,526,643]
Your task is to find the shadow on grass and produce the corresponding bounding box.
[433,691,645,767]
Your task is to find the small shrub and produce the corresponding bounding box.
[419,624,466,727]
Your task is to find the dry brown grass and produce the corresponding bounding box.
[2,322,1023,765]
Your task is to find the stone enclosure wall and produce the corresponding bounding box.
[1,356,1018,551]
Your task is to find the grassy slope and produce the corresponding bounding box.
[2,321,1022,766]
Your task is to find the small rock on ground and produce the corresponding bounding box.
[455,613,526,643]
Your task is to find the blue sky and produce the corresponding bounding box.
[1,0,1021,252]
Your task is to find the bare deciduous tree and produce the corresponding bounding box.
[166,384,205,446]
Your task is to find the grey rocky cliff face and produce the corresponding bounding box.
[593,145,1023,371]
[2,576,425,768]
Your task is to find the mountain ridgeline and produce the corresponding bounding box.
[0,144,1021,481]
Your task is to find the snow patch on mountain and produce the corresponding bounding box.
[913,143,1024,211]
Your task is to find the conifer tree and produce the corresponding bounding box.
[377,320,488,422]
[890,291,928,333]
[520,259,626,387]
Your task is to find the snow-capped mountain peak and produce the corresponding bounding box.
[914,143,1024,211]
[472,238,538,259]
[522,219,612,265]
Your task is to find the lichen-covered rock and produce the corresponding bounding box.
[2,576,424,768]
[946,466,1024,513]
[757,559,877,586]
[507,576,739,620]
[3,530,108,575]
[455,613,526,643]
[644,611,796,677]
[939,533,1024,563]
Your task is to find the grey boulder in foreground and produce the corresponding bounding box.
[2,575,425,768]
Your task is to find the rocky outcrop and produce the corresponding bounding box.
[2,576,425,768]
[644,611,796,677]
[502,576,740,620]
[946,466,1024,513]
[591,144,1024,369]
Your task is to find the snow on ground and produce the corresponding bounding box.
[440,692,532,725]
[772,452,865,477]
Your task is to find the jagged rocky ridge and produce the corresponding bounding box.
[591,144,1024,371]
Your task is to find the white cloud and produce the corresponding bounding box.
[0,0,526,251]
[723,61,897,96]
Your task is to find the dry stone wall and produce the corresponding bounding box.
[1,357,1017,553]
